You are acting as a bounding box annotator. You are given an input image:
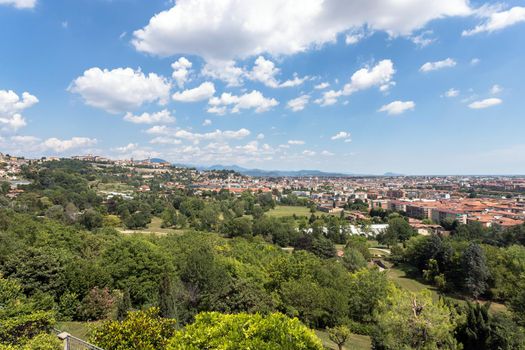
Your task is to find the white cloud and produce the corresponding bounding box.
[208,90,278,114]
[490,84,502,95]
[321,150,334,156]
[287,95,309,112]
[378,100,415,115]
[171,57,192,87]
[303,150,316,156]
[288,140,305,145]
[172,82,215,102]
[256,133,265,139]
[316,59,395,106]
[0,90,38,131]
[149,136,182,145]
[468,98,502,109]
[470,58,480,65]
[419,58,456,72]
[445,88,459,97]
[411,30,435,47]
[123,109,175,124]
[343,59,395,94]
[463,6,525,36]
[202,119,212,126]
[202,59,245,87]
[132,0,471,60]
[113,143,138,153]
[69,67,171,113]
[345,31,365,45]
[314,82,330,90]
[247,56,307,88]
[331,131,351,141]
[0,0,36,9]
[42,137,97,152]
[146,126,251,142]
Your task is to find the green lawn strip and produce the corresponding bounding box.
[315,329,371,350]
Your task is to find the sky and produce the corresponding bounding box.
[1,0,525,175]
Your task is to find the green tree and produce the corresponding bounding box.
[91,307,177,350]
[461,243,489,299]
[167,312,323,350]
[327,325,352,350]
[373,286,459,350]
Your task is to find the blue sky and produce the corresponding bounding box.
[1,0,525,174]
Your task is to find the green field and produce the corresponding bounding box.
[95,181,134,193]
[267,205,312,217]
[315,330,371,350]
[387,264,507,313]
[118,217,186,236]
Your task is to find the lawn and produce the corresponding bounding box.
[387,263,507,313]
[118,217,186,236]
[315,330,371,350]
[267,205,312,218]
[95,181,134,193]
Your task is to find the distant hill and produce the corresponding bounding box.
[149,158,168,163]
[383,172,405,177]
[199,164,355,177]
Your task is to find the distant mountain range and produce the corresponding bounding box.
[153,161,404,177]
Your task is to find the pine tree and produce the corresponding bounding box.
[117,289,132,321]
[158,274,176,318]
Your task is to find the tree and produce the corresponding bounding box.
[116,289,132,321]
[167,312,323,350]
[373,286,459,350]
[461,243,490,299]
[158,274,176,318]
[78,209,103,230]
[90,307,177,350]
[327,325,351,350]
[341,247,367,272]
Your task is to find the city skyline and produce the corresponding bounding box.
[1,0,525,174]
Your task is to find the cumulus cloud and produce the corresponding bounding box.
[69,67,171,113]
[132,0,470,60]
[208,90,278,114]
[378,100,415,115]
[303,150,316,156]
[287,95,309,112]
[202,119,212,126]
[0,0,36,9]
[411,30,435,47]
[172,82,216,102]
[314,82,330,90]
[247,56,307,88]
[0,90,38,131]
[419,58,456,72]
[321,150,335,156]
[445,88,459,97]
[42,137,97,152]
[201,60,245,87]
[113,143,138,153]
[345,31,365,44]
[463,6,525,36]
[171,57,192,87]
[288,140,305,145]
[123,109,175,124]
[146,126,251,143]
[316,59,395,106]
[468,98,502,109]
[331,131,351,141]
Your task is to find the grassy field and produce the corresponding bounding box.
[95,181,134,193]
[118,217,186,236]
[387,263,507,313]
[56,321,98,340]
[315,330,371,350]
[267,205,312,218]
